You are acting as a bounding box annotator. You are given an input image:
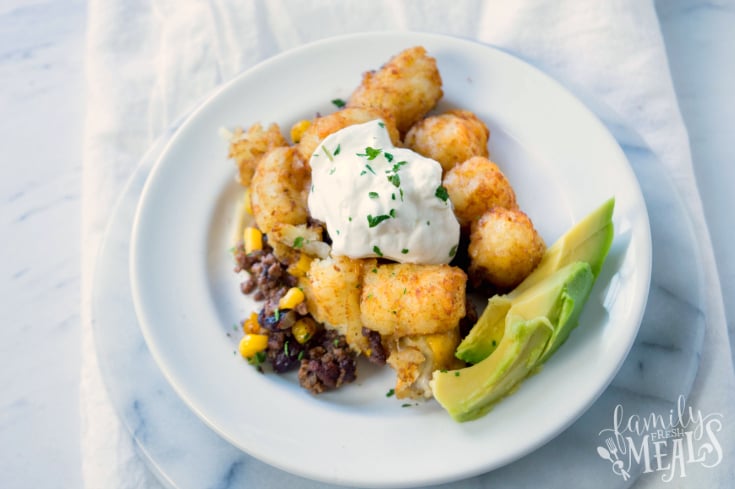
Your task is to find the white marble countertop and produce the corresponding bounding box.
[0,0,732,488]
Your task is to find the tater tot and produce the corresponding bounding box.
[405,110,490,173]
[469,207,546,290]
[360,263,466,337]
[443,156,517,226]
[250,147,310,235]
[227,123,288,186]
[303,256,373,352]
[347,46,443,134]
[295,107,400,162]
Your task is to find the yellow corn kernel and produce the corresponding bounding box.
[290,119,312,143]
[239,333,269,358]
[242,312,260,334]
[243,187,253,215]
[292,319,317,344]
[287,253,313,278]
[278,287,305,310]
[243,227,262,253]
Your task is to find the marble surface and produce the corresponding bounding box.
[0,0,734,488]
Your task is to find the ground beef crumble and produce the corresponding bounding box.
[234,237,357,394]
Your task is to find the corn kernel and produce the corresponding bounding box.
[292,319,317,344]
[278,287,305,310]
[242,312,260,334]
[243,227,262,253]
[243,187,253,215]
[290,119,312,143]
[287,253,313,278]
[239,333,269,358]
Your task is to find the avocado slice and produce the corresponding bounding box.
[456,198,614,362]
[431,262,595,422]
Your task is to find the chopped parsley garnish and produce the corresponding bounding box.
[367,214,391,228]
[387,173,401,187]
[333,144,341,156]
[384,152,394,162]
[321,144,334,162]
[377,121,385,128]
[331,98,346,108]
[357,147,382,160]
[449,244,458,258]
[368,191,379,199]
[389,208,396,218]
[401,248,409,254]
[386,388,395,397]
[371,268,378,273]
[391,193,396,200]
[284,341,290,356]
[297,351,304,361]
[328,167,336,175]
[373,245,384,257]
[454,371,461,377]
[348,216,352,222]
[274,308,281,322]
[293,236,304,248]
[435,185,449,202]
[333,338,340,346]
[248,351,266,367]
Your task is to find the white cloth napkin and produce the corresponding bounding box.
[80,1,734,488]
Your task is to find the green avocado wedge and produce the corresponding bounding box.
[431,261,595,422]
[456,197,615,363]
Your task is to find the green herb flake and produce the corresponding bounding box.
[333,144,341,156]
[401,248,409,254]
[331,98,346,108]
[357,147,382,160]
[391,193,396,201]
[454,371,461,377]
[333,338,340,346]
[449,244,458,258]
[335,229,340,235]
[389,208,396,218]
[384,152,394,162]
[372,268,378,273]
[435,185,449,202]
[293,236,304,248]
[328,167,336,175]
[373,245,384,257]
[440,369,448,373]
[387,173,401,188]
[248,350,267,367]
[386,388,395,397]
[297,351,304,361]
[367,214,391,228]
[368,191,379,199]
[321,144,334,162]
[401,403,414,408]
[284,341,290,356]
[378,121,385,128]
[274,308,281,322]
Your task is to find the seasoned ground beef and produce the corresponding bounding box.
[233,237,297,303]
[234,235,356,393]
[298,329,357,394]
[362,327,387,365]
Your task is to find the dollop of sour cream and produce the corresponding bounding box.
[308,119,460,264]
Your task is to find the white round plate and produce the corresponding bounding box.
[130,32,651,488]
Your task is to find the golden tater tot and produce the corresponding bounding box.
[443,156,517,226]
[250,147,310,235]
[386,328,463,399]
[295,107,400,162]
[303,256,374,352]
[360,263,466,337]
[228,123,288,186]
[404,110,490,172]
[469,207,546,290]
[347,46,443,134]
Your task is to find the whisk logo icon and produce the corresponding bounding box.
[596,395,723,482]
